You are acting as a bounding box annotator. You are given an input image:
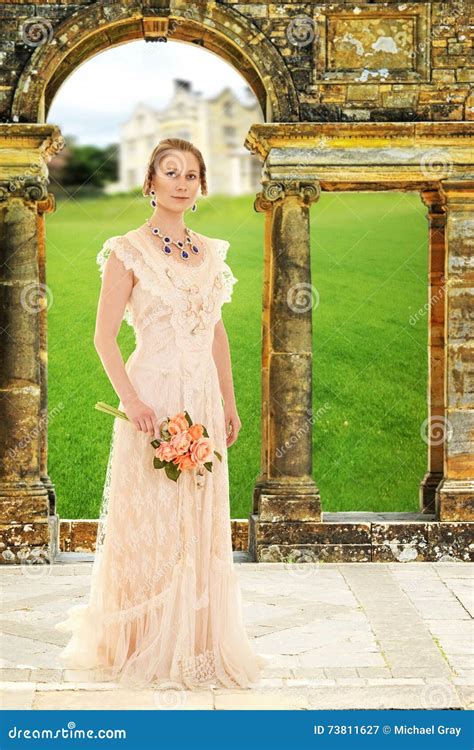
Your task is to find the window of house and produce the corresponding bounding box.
[223,126,237,145]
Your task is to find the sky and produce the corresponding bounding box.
[47,40,259,147]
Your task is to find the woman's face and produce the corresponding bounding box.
[151,148,201,213]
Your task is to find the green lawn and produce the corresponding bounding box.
[46,190,428,518]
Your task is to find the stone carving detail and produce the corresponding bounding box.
[0,176,49,202]
[315,4,430,83]
[43,132,66,161]
[256,180,321,209]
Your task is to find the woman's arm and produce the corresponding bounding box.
[212,318,235,407]
[93,251,139,408]
[212,318,241,447]
[94,251,159,436]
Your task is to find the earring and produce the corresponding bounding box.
[149,189,157,209]
[191,203,197,212]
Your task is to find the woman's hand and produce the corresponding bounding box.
[224,405,242,448]
[123,396,159,437]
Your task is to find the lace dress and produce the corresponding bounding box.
[54,224,268,690]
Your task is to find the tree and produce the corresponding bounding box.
[49,137,118,191]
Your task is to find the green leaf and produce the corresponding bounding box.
[204,461,213,472]
[202,426,209,437]
[184,410,193,427]
[153,457,166,469]
[214,450,222,462]
[165,462,181,482]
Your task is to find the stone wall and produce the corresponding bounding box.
[0,1,472,123]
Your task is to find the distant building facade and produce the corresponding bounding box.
[107,79,264,196]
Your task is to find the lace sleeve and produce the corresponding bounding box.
[97,234,173,326]
[96,235,138,281]
[216,240,238,304]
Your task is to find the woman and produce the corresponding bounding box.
[55,137,268,690]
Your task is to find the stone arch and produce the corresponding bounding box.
[244,122,474,561]
[12,3,299,124]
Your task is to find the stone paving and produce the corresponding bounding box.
[0,558,472,710]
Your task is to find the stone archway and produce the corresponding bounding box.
[12,4,299,124]
[244,122,474,562]
[0,3,298,564]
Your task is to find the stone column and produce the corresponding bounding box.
[435,178,474,521]
[0,124,64,563]
[418,189,446,513]
[249,179,322,562]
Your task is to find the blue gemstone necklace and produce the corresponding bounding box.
[146,219,201,262]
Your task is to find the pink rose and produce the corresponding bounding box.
[168,412,189,435]
[187,423,204,441]
[173,452,198,471]
[190,437,213,465]
[170,432,191,455]
[155,441,178,462]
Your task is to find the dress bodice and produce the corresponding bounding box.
[97,227,238,372]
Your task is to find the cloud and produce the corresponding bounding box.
[48,40,256,146]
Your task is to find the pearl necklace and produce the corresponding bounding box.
[146,219,201,261]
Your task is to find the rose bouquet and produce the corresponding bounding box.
[95,402,222,483]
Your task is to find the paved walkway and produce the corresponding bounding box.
[1,560,472,710]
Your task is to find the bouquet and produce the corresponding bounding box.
[95,402,222,483]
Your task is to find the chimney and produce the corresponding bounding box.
[174,79,192,92]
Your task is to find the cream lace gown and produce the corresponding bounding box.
[55,225,267,690]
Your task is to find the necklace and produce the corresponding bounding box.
[146,219,201,261]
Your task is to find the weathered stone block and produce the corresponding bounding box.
[457,69,474,82]
[69,520,98,553]
[231,519,248,551]
[254,520,371,545]
[256,543,371,563]
[373,541,433,562]
[428,522,474,561]
[0,521,49,548]
[372,522,429,546]
[432,70,457,83]
[0,488,49,523]
[259,495,321,522]
[437,480,474,521]
[347,85,379,101]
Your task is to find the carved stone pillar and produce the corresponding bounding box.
[435,178,474,522]
[249,179,322,562]
[0,124,64,563]
[418,189,446,513]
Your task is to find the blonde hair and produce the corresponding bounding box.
[142,138,208,197]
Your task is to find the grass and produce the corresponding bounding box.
[46,189,428,519]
